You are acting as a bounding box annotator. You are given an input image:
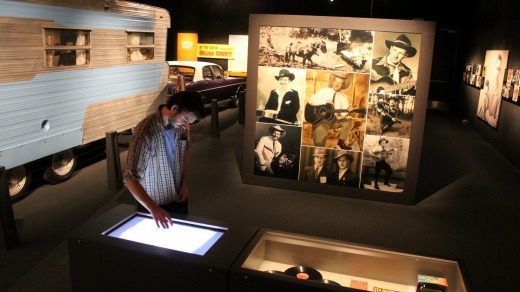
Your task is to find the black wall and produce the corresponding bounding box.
[137,0,464,67]
[136,0,520,170]
[457,0,520,169]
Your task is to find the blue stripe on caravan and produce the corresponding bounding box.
[0,0,154,30]
[0,63,165,150]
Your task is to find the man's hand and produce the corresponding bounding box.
[150,205,172,229]
[401,75,416,91]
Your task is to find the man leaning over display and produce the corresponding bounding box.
[123,91,205,229]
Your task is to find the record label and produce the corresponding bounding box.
[296,272,309,280]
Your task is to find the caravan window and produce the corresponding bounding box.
[127,32,155,61]
[44,28,91,67]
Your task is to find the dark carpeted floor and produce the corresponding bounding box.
[1,108,519,291]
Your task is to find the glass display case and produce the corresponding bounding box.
[230,229,468,292]
[103,213,226,256]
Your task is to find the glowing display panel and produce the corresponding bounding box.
[104,214,226,256]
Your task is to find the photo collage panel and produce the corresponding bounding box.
[253,26,421,193]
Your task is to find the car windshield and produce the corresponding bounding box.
[169,66,195,82]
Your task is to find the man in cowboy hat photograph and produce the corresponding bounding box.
[254,125,287,176]
[301,147,330,183]
[306,71,354,150]
[370,33,420,95]
[260,69,301,124]
[328,150,360,188]
[369,137,397,190]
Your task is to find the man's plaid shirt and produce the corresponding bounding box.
[123,107,189,205]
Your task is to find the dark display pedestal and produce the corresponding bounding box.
[68,204,258,292]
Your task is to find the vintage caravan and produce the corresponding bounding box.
[0,0,170,202]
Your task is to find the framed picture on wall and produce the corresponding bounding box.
[475,64,482,76]
[476,75,484,88]
[242,14,436,205]
[476,50,509,129]
[512,84,520,102]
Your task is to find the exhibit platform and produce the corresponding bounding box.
[1,108,519,291]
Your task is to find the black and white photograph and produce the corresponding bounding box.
[476,75,484,88]
[514,69,520,86]
[370,32,421,96]
[327,149,362,188]
[248,18,432,198]
[258,26,337,69]
[298,146,361,188]
[470,73,477,85]
[256,66,306,125]
[503,68,514,98]
[301,70,368,151]
[477,50,509,128]
[513,85,519,103]
[361,135,410,192]
[365,92,415,139]
[334,29,374,73]
[253,123,302,180]
[475,64,482,76]
[298,146,333,183]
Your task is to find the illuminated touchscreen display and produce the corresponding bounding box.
[104,214,226,256]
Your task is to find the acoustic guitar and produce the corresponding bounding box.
[304,103,366,124]
[372,145,403,162]
[372,148,396,162]
[370,76,416,94]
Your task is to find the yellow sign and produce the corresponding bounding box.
[177,33,198,61]
[197,43,235,59]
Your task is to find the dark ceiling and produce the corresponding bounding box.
[133,0,466,31]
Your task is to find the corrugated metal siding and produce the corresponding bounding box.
[0,63,164,147]
[1,1,155,30]
[0,0,171,169]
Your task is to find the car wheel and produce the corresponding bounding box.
[229,96,239,108]
[230,88,245,108]
[6,165,32,203]
[44,149,77,184]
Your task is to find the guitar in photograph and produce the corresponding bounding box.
[304,103,366,124]
[370,76,416,95]
[372,148,396,162]
[372,145,402,162]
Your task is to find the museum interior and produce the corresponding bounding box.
[1,0,519,291]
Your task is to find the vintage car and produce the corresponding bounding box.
[167,61,246,107]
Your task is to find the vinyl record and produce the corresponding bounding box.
[284,266,322,280]
[316,279,342,286]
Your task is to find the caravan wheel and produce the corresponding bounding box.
[44,149,77,184]
[7,165,32,203]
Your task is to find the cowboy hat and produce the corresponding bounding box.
[378,137,389,144]
[385,34,417,58]
[275,69,295,81]
[333,150,354,162]
[311,147,327,157]
[268,125,286,137]
[329,72,351,90]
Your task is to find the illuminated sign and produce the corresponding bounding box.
[177,33,198,61]
[197,43,235,59]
